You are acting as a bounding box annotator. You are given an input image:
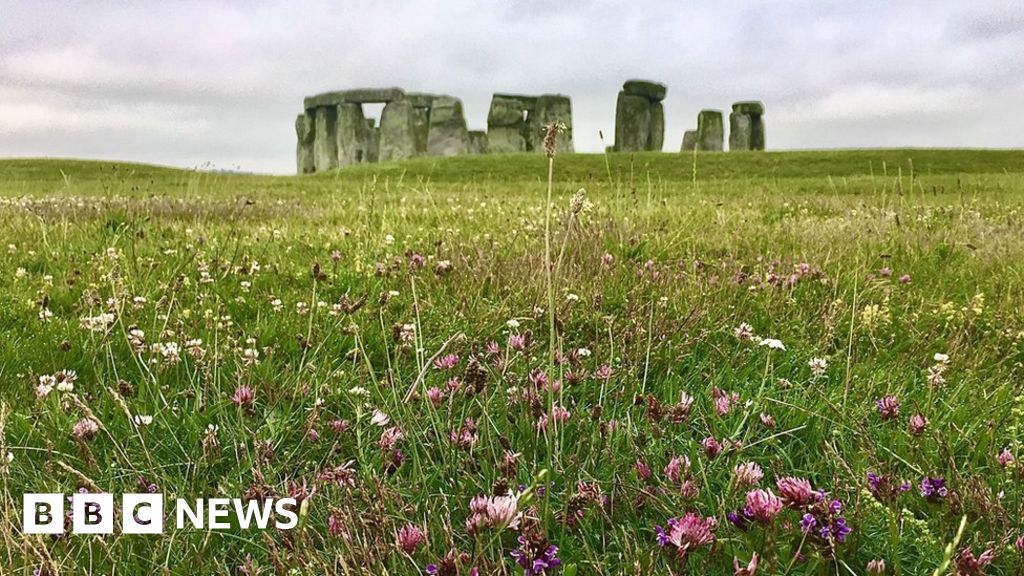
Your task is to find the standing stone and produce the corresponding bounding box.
[680,130,698,152]
[295,113,315,174]
[336,103,373,166]
[427,96,469,157]
[379,100,418,162]
[468,131,488,154]
[750,115,766,151]
[614,92,651,152]
[730,101,765,151]
[647,102,664,151]
[534,94,573,153]
[487,95,528,153]
[312,106,338,171]
[696,110,724,152]
[729,111,752,151]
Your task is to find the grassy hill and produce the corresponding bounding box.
[1,150,1023,574]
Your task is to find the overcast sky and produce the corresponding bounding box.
[1,0,1022,174]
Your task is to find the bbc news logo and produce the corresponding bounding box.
[23,493,299,534]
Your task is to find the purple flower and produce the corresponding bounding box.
[510,534,561,576]
[920,476,947,502]
[800,513,817,534]
[876,395,900,420]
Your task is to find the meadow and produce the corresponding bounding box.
[1,148,1024,575]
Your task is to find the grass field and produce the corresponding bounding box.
[2,149,1024,575]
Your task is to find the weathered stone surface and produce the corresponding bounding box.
[412,107,430,154]
[729,112,752,151]
[614,92,651,152]
[366,126,380,163]
[696,110,724,152]
[312,106,338,171]
[295,113,315,174]
[488,96,527,127]
[681,130,698,152]
[406,92,437,108]
[750,116,766,151]
[732,101,765,116]
[487,126,527,153]
[647,102,664,151]
[523,112,542,152]
[494,93,538,111]
[304,87,405,109]
[623,79,667,102]
[379,100,418,162]
[427,96,469,157]
[534,94,573,153]
[336,103,373,166]
[468,131,488,154]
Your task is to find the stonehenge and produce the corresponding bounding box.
[485,93,573,154]
[294,84,766,173]
[729,101,766,151]
[296,88,476,172]
[614,79,667,152]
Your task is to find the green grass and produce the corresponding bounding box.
[1,150,1023,575]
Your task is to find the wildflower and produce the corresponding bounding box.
[734,323,755,341]
[655,513,717,560]
[734,462,763,487]
[927,366,946,387]
[508,334,528,351]
[433,354,459,370]
[426,387,444,408]
[733,553,759,576]
[396,523,427,554]
[712,387,740,416]
[370,409,390,426]
[776,477,815,509]
[664,455,690,484]
[601,253,614,268]
[919,476,948,502]
[934,353,950,364]
[434,260,452,275]
[758,338,785,351]
[569,188,587,215]
[899,274,911,284]
[634,459,652,482]
[808,357,828,376]
[800,513,817,533]
[594,364,613,380]
[744,489,782,524]
[875,395,900,420]
[541,122,566,158]
[866,472,910,504]
[866,559,886,575]
[511,532,561,576]
[879,266,892,278]
[702,437,723,459]
[997,448,1015,468]
[72,418,99,441]
[955,548,994,576]
[133,415,153,426]
[908,413,928,436]
[231,385,255,409]
[759,412,776,429]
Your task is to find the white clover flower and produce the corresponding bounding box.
[933,353,950,364]
[576,347,592,358]
[384,234,395,245]
[133,415,153,426]
[348,386,370,397]
[566,293,579,302]
[808,357,828,376]
[506,319,521,329]
[370,409,390,426]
